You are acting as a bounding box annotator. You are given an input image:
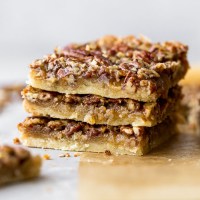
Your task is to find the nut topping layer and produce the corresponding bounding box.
[19,116,173,139]
[18,117,175,152]
[30,35,188,84]
[23,85,181,110]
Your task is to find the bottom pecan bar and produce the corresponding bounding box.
[18,117,176,155]
[0,145,41,185]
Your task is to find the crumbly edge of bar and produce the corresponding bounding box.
[22,86,181,126]
[18,117,176,155]
[0,145,42,185]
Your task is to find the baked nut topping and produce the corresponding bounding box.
[18,116,175,143]
[31,35,188,81]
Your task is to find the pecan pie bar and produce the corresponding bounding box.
[180,85,200,134]
[0,145,41,185]
[22,85,181,126]
[18,117,176,156]
[29,35,189,102]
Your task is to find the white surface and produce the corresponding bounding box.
[0,102,79,200]
[0,0,200,63]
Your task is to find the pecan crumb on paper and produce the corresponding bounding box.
[43,154,51,160]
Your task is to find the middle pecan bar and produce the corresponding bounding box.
[22,85,181,127]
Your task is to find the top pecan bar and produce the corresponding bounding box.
[29,35,189,102]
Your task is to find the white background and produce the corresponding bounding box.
[0,0,200,83]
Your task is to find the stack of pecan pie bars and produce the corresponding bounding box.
[18,36,189,155]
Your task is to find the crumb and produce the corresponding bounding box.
[168,159,172,162]
[59,153,70,158]
[105,150,112,156]
[43,154,51,160]
[13,137,21,145]
[74,153,81,157]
